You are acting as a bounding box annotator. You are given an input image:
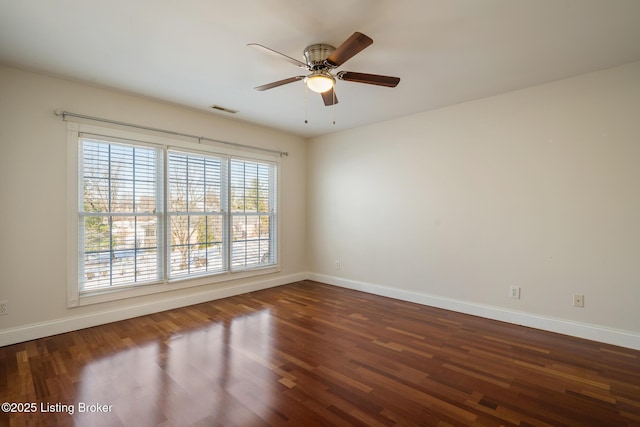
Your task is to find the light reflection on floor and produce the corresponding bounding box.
[74,309,274,426]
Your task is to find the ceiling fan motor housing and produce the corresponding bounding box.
[304,44,336,69]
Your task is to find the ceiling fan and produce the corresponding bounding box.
[248,32,400,106]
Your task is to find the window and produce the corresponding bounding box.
[230,159,277,269]
[72,127,279,304]
[168,150,226,278]
[79,138,163,291]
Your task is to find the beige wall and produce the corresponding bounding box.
[0,65,307,344]
[2,60,640,349]
[308,61,640,346]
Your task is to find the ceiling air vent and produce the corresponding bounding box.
[210,105,238,114]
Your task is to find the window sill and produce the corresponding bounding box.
[69,266,280,307]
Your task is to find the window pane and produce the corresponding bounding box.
[82,142,109,212]
[168,151,222,213]
[231,214,273,269]
[169,214,227,276]
[169,215,190,277]
[82,215,111,290]
[136,249,158,282]
[201,215,224,273]
[83,216,111,253]
[231,160,272,213]
[81,214,161,290]
[83,252,111,290]
[110,145,134,212]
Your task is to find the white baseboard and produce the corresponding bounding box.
[308,273,640,351]
[0,272,307,347]
[3,271,639,351]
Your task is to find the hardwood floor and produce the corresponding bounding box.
[1,280,639,426]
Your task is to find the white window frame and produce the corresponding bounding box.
[67,122,281,307]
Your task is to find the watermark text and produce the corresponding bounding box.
[2,401,113,415]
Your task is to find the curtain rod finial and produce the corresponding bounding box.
[54,109,64,116]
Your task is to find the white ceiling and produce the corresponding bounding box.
[1,0,640,138]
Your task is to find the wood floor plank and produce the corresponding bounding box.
[1,280,639,426]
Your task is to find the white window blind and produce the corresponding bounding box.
[79,137,163,291]
[75,131,279,298]
[168,150,227,279]
[230,159,277,270]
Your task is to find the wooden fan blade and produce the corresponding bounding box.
[248,43,309,69]
[326,32,373,67]
[337,71,400,87]
[321,87,338,106]
[254,76,305,91]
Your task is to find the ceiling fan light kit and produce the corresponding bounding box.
[249,32,400,107]
[305,71,335,93]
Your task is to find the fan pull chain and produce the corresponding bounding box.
[304,84,309,124]
[332,89,336,125]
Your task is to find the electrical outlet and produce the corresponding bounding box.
[573,294,584,307]
[0,301,7,316]
[335,260,340,270]
[509,286,521,299]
